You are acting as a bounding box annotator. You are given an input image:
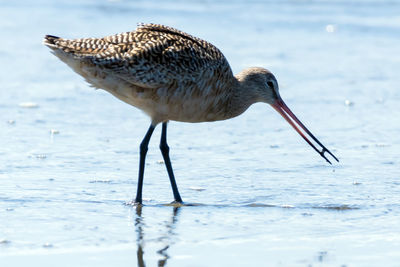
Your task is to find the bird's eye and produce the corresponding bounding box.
[267,81,274,89]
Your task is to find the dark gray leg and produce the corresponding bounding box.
[160,122,183,203]
[134,124,156,204]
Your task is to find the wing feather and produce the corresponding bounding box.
[46,24,233,89]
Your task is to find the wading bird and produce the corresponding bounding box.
[44,24,338,205]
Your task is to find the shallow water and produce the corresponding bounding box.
[1,0,400,266]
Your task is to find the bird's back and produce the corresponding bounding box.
[44,24,236,123]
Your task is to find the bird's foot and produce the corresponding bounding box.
[164,200,185,207]
[125,200,143,207]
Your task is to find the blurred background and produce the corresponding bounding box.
[1,0,399,266]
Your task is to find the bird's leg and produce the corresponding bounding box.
[160,122,183,204]
[134,124,156,205]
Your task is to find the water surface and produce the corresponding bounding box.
[1,0,400,266]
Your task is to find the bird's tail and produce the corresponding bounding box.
[43,35,81,54]
[43,35,75,62]
[43,35,64,50]
[43,34,111,56]
[43,35,78,54]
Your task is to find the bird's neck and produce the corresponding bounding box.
[228,74,260,118]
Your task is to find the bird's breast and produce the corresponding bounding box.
[99,84,231,124]
[142,82,233,124]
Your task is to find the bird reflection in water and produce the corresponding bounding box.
[134,206,181,267]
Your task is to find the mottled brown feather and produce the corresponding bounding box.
[45,24,233,89]
[43,24,274,124]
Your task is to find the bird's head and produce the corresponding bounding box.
[237,67,338,164]
[236,67,280,105]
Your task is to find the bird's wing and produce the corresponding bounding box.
[45,24,233,89]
